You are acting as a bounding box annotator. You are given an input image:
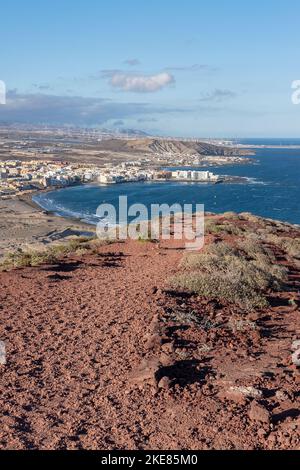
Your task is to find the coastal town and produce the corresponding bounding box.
[0,127,255,198]
[0,158,222,198]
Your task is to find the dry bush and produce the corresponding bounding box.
[228,318,257,332]
[239,212,264,225]
[260,234,300,260]
[242,231,264,242]
[171,270,268,311]
[1,249,58,269]
[262,233,283,246]
[281,238,300,259]
[237,239,275,262]
[205,219,242,236]
[173,240,287,311]
[222,212,241,220]
[180,242,238,270]
[0,237,115,271]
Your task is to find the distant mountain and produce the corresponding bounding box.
[116,128,151,137]
[96,137,253,156]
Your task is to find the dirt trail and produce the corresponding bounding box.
[0,238,299,450]
[0,241,182,449]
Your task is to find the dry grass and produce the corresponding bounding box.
[228,318,257,332]
[260,233,300,260]
[188,213,299,312]
[1,250,58,269]
[172,240,288,311]
[237,238,276,262]
[171,270,268,311]
[281,238,300,259]
[239,212,264,225]
[222,212,240,220]
[205,218,243,236]
[0,236,115,270]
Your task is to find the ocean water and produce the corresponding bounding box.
[33,142,300,226]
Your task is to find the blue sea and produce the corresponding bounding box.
[33,139,300,226]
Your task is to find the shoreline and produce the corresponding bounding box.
[29,180,300,230]
[19,189,94,229]
[1,186,299,258]
[28,175,251,225]
[0,192,96,258]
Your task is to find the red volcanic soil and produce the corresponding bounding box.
[0,235,300,450]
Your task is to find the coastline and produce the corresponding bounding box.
[18,189,94,228]
[0,192,96,258]
[1,141,299,257]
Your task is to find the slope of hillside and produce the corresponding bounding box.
[0,213,299,450]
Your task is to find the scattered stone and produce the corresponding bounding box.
[129,357,161,387]
[275,390,289,401]
[257,428,267,438]
[230,386,263,399]
[291,340,300,351]
[161,342,174,354]
[291,349,300,367]
[0,341,6,365]
[221,389,247,405]
[159,352,174,366]
[145,334,163,351]
[158,376,172,390]
[248,401,270,424]
[221,386,263,405]
[248,313,259,322]
[267,434,277,446]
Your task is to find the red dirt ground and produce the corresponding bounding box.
[0,235,300,450]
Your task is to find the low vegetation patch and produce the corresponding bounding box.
[1,250,58,269]
[281,238,300,259]
[172,239,288,311]
[205,218,243,236]
[0,236,114,270]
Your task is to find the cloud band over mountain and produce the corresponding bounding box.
[0,90,182,125]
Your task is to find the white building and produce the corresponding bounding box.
[171,170,219,181]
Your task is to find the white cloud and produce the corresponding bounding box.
[108,72,175,93]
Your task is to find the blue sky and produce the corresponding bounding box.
[1,0,300,137]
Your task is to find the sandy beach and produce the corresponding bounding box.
[0,195,95,258]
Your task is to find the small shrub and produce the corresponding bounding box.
[237,239,276,262]
[205,219,242,236]
[228,319,257,332]
[281,238,300,259]
[239,212,264,224]
[1,249,58,269]
[0,237,116,271]
[173,239,287,311]
[222,211,240,220]
[171,270,268,311]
